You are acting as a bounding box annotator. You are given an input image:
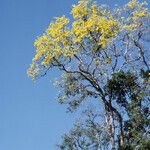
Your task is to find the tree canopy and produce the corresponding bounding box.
[28,0,150,149]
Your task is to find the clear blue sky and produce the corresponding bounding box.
[0,0,145,149]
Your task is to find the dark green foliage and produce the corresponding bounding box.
[106,71,150,149]
[105,71,138,108]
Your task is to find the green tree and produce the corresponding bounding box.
[28,0,150,149]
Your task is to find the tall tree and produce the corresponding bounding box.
[28,0,150,149]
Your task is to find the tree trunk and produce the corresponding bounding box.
[119,123,124,148]
[105,108,115,150]
[117,113,124,149]
[110,112,115,150]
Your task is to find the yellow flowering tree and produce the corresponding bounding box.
[28,0,150,149]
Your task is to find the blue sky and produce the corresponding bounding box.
[0,0,146,149]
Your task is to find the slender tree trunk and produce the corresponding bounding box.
[105,107,115,150]
[119,123,124,148]
[117,113,124,149]
[110,112,115,150]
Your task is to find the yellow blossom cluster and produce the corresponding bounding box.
[28,0,149,79]
[72,1,120,47]
[123,0,149,31]
[71,0,90,19]
[127,0,139,9]
[33,16,74,66]
[30,0,120,71]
